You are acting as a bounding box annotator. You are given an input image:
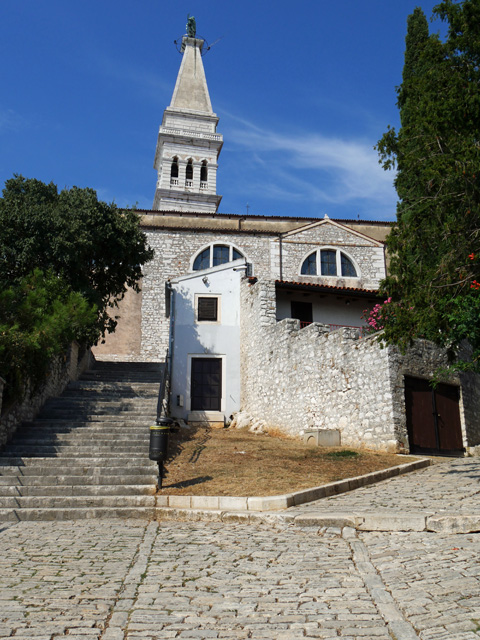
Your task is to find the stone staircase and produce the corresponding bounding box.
[0,361,162,521]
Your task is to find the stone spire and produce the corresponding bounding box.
[152,28,223,212]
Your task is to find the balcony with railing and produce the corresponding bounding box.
[185,179,193,188]
[170,178,179,186]
[200,181,208,190]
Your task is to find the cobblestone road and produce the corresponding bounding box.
[0,519,479,640]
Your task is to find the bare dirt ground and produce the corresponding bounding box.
[160,425,419,496]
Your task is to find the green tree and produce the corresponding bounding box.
[376,0,480,369]
[0,270,98,405]
[0,175,154,337]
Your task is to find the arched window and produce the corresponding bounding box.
[185,159,193,183]
[192,244,245,271]
[301,252,316,275]
[341,253,357,277]
[300,249,358,278]
[170,157,179,179]
[200,160,208,184]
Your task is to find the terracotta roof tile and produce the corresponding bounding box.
[275,279,380,295]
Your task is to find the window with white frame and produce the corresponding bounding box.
[192,244,245,271]
[300,249,358,278]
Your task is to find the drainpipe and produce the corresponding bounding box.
[167,282,174,391]
[279,234,283,282]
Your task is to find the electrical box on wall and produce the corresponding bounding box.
[177,394,184,407]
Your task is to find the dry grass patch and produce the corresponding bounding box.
[161,425,418,496]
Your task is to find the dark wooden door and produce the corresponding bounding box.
[191,358,222,411]
[435,382,464,451]
[405,376,463,455]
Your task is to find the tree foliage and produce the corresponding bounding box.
[376,0,480,369]
[0,270,97,405]
[0,175,154,337]
[0,175,154,402]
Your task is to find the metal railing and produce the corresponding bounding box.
[156,348,171,423]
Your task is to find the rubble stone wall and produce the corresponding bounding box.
[0,344,93,450]
[240,279,480,452]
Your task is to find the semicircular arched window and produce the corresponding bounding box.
[192,244,245,271]
[300,249,358,278]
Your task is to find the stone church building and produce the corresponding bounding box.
[94,31,480,456]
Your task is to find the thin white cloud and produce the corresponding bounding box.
[0,108,27,133]
[220,110,397,219]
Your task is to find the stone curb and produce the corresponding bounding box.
[154,458,480,533]
[157,457,431,512]
[154,507,480,533]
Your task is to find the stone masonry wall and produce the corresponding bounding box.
[139,221,386,361]
[240,279,397,451]
[240,279,480,452]
[141,228,275,360]
[0,344,93,450]
[275,223,385,290]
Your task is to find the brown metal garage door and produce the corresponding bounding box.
[404,376,464,455]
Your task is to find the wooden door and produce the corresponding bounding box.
[191,358,222,411]
[405,376,464,455]
[435,382,463,452]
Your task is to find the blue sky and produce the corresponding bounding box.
[1,1,444,221]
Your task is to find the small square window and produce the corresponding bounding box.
[197,296,218,322]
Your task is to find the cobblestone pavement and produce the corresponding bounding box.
[0,519,479,639]
[289,458,480,517]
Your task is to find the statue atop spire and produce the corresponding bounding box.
[186,15,196,38]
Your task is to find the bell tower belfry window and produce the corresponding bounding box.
[152,19,223,213]
[170,157,179,185]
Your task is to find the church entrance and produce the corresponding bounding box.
[191,358,222,411]
[404,376,464,455]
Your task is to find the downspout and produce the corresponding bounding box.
[279,234,283,282]
[167,282,175,405]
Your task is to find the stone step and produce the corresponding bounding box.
[8,428,150,447]
[21,420,154,429]
[41,405,158,414]
[7,436,149,445]
[0,473,158,486]
[66,379,159,388]
[36,412,156,421]
[0,494,156,508]
[92,361,163,370]
[0,360,166,520]
[2,446,150,456]
[43,397,158,406]
[0,461,157,474]
[59,391,158,400]
[0,506,156,522]
[0,484,156,497]
[80,373,161,383]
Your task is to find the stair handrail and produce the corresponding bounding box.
[156,348,170,423]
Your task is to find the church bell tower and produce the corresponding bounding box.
[152,19,223,212]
